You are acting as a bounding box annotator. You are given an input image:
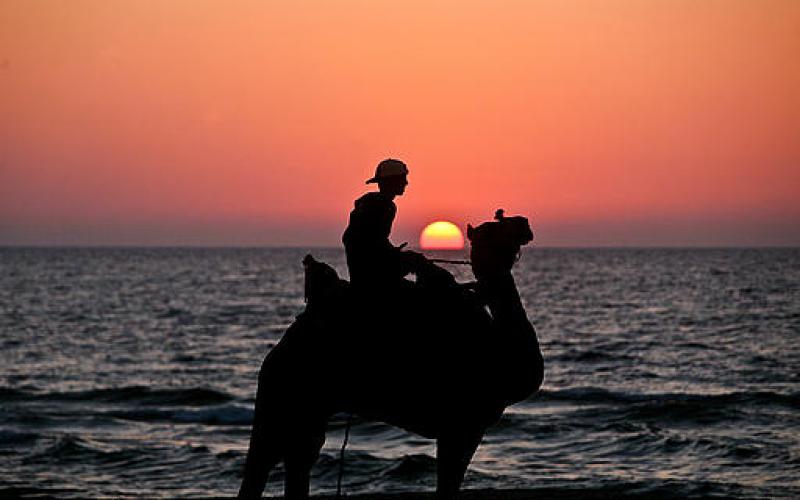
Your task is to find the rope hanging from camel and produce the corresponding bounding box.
[335,414,353,500]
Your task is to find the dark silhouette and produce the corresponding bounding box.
[237,203,544,499]
[342,158,426,290]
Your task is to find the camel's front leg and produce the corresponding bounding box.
[436,430,484,500]
[284,427,325,499]
[238,414,281,499]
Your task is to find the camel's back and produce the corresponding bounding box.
[266,254,536,435]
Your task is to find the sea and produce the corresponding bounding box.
[1,247,798,499]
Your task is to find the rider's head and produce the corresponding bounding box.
[366,158,408,197]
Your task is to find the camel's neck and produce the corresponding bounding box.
[477,272,528,327]
[477,269,543,405]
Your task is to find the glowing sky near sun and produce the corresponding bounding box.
[1,0,798,246]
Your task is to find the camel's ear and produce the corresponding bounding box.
[466,224,474,241]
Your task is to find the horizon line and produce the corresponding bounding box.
[1,244,798,250]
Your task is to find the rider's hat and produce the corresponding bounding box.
[366,158,408,184]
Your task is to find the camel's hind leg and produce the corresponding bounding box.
[436,429,484,500]
[238,352,290,500]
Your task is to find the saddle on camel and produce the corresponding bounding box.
[238,209,544,500]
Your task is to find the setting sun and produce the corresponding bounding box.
[420,221,464,250]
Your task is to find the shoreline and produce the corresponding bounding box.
[291,487,685,500]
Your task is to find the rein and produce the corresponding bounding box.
[428,258,471,265]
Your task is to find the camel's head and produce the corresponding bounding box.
[467,209,534,280]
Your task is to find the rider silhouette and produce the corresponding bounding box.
[342,158,426,291]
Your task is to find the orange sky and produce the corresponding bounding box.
[1,0,799,246]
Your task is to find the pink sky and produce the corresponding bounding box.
[1,0,799,246]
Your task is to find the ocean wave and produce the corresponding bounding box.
[536,387,800,408]
[378,453,438,481]
[306,451,439,491]
[0,429,40,446]
[21,435,141,466]
[108,403,253,425]
[0,385,235,406]
[19,434,219,474]
[0,486,85,499]
[0,387,27,401]
[524,387,800,426]
[549,349,635,362]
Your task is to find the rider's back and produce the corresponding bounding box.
[342,192,407,289]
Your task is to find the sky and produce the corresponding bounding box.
[1,0,799,247]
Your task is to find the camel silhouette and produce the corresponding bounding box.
[238,211,544,499]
